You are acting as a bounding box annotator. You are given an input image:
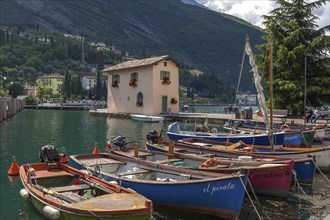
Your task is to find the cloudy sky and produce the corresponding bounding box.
[196,0,329,28]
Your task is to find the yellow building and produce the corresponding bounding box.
[36,73,64,95]
[102,55,179,115]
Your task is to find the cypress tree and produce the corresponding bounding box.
[102,79,107,99]
[96,71,103,100]
[64,70,71,98]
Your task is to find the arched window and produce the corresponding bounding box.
[136,92,143,107]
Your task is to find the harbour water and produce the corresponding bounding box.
[0,110,329,220]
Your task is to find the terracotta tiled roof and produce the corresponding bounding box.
[102,55,174,72]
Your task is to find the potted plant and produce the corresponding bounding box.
[112,81,118,88]
[171,98,177,104]
[129,79,137,87]
[136,102,142,107]
[162,76,171,85]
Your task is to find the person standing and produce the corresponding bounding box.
[310,107,321,123]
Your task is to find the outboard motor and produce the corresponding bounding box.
[39,145,60,164]
[112,135,128,151]
[146,130,159,144]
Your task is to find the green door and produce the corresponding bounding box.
[162,96,167,113]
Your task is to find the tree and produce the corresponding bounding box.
[64,70,71,98]
[37,85,45,100]
[256,0,330,113]
[8,82,24,98]
[96,71,103,100]
[102,79,107,99]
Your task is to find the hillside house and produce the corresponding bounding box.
[102,55,179,115]
[24,85,37,97]
[36,73,64,95]
[236,91,258,105]
[82,76,97,90]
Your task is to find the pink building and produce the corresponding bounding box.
[24,85,37,97]
[102,55,179,115]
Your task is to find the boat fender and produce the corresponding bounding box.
[19,189,29,200]
[280,124,290,131]
[200,158,216,168]
[242,147,252,152]
[110,181,118,185]
[43,206,60,220]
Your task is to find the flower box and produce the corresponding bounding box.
[112,82,118,88]
[129,79,137,87]
[162,76,171,85]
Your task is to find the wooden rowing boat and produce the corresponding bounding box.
[19,162,152,220]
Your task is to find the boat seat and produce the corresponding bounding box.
[155,158,183,164]
[32,169,74,179]
[52,184,91,192]
[118,169,150,176]
[81,158,125,167]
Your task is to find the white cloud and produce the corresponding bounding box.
[196,0,329,28]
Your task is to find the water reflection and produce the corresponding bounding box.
[106,118,167,148]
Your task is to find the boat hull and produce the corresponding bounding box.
[167,131,285,146]
[282,131,302,148]
[247,161,293,197]
[130,114,164,122]
[26,192,148,220]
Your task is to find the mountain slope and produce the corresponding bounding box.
[0,0,263,92]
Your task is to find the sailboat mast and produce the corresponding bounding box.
[304,56,307,126]
[268,36,274,150]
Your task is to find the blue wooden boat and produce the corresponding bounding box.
[223,126,303,147]
[69,153,248,219]
[167,122,286,146]
[145,140,316,184]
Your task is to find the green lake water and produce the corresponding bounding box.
[0,110,329,219]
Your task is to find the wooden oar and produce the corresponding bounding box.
[32,184,78,203]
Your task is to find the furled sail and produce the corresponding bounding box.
[245,36,271,133]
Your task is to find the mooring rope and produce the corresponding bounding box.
[312,160,330,182]
[247,178,271,220]
[292,170,306,195]
[292,170,322,208]
[239,175,262,220]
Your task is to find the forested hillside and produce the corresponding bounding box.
[0,0,264,100]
